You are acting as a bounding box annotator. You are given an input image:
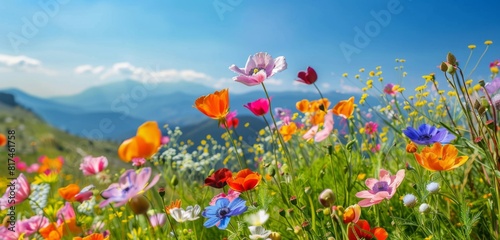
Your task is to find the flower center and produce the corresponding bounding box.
[250,68,264,75]
[419,134,432,141]
[372,181,389,193]
[217,207,230,218]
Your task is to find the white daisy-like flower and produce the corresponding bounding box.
[246,210,269,226]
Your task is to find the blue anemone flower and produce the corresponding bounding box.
[202,197,247,229]
[403,124,455,145]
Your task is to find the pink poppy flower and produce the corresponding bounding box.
[383,83,398,96]
[74,185,95,203]
[131,157,146,167]
[244,98,270,116]
[355,169,405,207]
[219,110,239,129]
[56,202,76,225]
[0,215,49,240]
[161,136,170,145]
[0,173,30,210]
[303,110,334,142]
[365,121,378,135]
[229,52,287,86]
[149,213,167,228]
[99,167,161,208]
[209,189,241,206]
[80,156,108,176]
[296,66,318,85]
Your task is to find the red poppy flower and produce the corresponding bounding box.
[296,66,318,85]
[348,219,388,240]
[205,168,233,188]
[226,169,262,192]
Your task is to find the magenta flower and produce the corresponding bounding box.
[219,110,239,129]
[355,169,405,207]
[209,189,241,206]
[383,83,398,96]
[56,202,76,225]
[296,66,318,85]
[365,121,378,135]
[0,173,30,210]
[99,167,161,208]
[80,156,108,176]
[131,157,146,167]
[75,184,95,203]
[303,110,334,142]
[0,215,48,240]
[229,52,287,86]
[244,98,271,116]
[161,136,170,145]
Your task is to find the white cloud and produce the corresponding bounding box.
[0,54,41,70]
[74,64,105,74]
[0,54,57,75]
[75,62,212,83]
[337,78,362,93]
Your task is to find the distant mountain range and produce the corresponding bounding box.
[1,80,372,142]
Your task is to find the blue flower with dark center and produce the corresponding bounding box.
[403,124,455,145]
[202,197,247,229]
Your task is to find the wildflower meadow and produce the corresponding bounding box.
[2,42,500,240]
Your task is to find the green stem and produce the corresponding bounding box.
[223,121,247,169]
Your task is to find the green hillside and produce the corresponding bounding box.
[0,102,123,173]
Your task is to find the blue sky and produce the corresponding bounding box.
[0,0,499,97]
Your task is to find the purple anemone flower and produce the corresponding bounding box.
[403,124,455,145]
[485,77,500,95]
[99,167,160,208]
[202,197,247,230]
[229,52,287,86]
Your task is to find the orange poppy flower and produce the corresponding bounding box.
[118,121,162,162]
[73,233,109,240]
[333,96,355,119]
[311,98,330,112]
[310,111,326,126]
[0,133,6,146]
[58,184,80,202]
[413,142,469,171]
[38,156,64,174]
[39,223,62,240]
[296,99,311,113]
[279,122,297,142]
[194,89,230,123]
[227,169,262,192]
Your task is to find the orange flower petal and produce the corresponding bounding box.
[118,121,161,162]
[58,184,80,202]
[333,97,355,119]
[195,89,229,121]
[296,99,310,113]
[0,133,6,147]
[371,227,389,240]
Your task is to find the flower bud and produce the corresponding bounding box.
[447,52,457,66]
[426,182,440,194]
[406,142,417,153]
[269,232,282,240]
[343,204,361,224]
[278,209,286,217]
[440,62,448,72]
[158,187,166,198]
[419,203,431,214]
[318,189,335,207]
[171,175,178,187]
[128,195,150,215]
[403,194,417,208]
[304,186,311,195]
[290,196,298,205]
